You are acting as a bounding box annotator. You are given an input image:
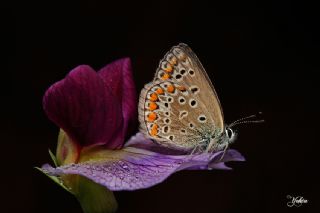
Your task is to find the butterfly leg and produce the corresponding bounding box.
[190,146,197,155]
[186,142,206,161]
[218,143,229,161]
[206,144,217,162]
[188,144,200,157]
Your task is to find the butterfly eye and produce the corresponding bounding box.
[226,128,233,139]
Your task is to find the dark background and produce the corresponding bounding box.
[10,0,319,212]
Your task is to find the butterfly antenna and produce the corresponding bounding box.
[229,112,264,128]
[229,113,259,126]
[229,120,265,127]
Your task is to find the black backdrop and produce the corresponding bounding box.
[10,1,319,212]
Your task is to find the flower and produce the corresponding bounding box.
[38,58,245,213]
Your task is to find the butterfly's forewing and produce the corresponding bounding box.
[139,43,224,151]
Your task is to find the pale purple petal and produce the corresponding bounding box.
[209,149,245,164]
[124,132,187,155]
[208,162,232,170]
[124,133,245,163]
[43,65,123,149]
[42,146,245,191]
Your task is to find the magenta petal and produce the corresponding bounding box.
[43,65,123,148]
[98,58,137,141]
[41,146,245,191]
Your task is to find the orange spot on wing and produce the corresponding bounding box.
[164,64,173,73]
[150,124,158,136]
[149,93,158,101]
[149,102,158,111]
[177,86,186,91]
[156,88,164,94]
[167,84,175,93]
[161,73,170,80]
[147,112,157,122]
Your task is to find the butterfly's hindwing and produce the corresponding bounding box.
[139,43,225,151]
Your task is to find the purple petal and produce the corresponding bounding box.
[124,133,245,164]
[124,132,188,155]
[208,162,232,170]
[209,149,245,164]
[98,58,137,142]
[41,146,245,191]
[43,65,123,149]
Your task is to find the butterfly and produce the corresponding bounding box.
[139,43,238,153]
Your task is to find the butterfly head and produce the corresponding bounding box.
[205,126,236,153]
[225,126,237,144]
[212,112,264,152]
[216,126,237,150]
